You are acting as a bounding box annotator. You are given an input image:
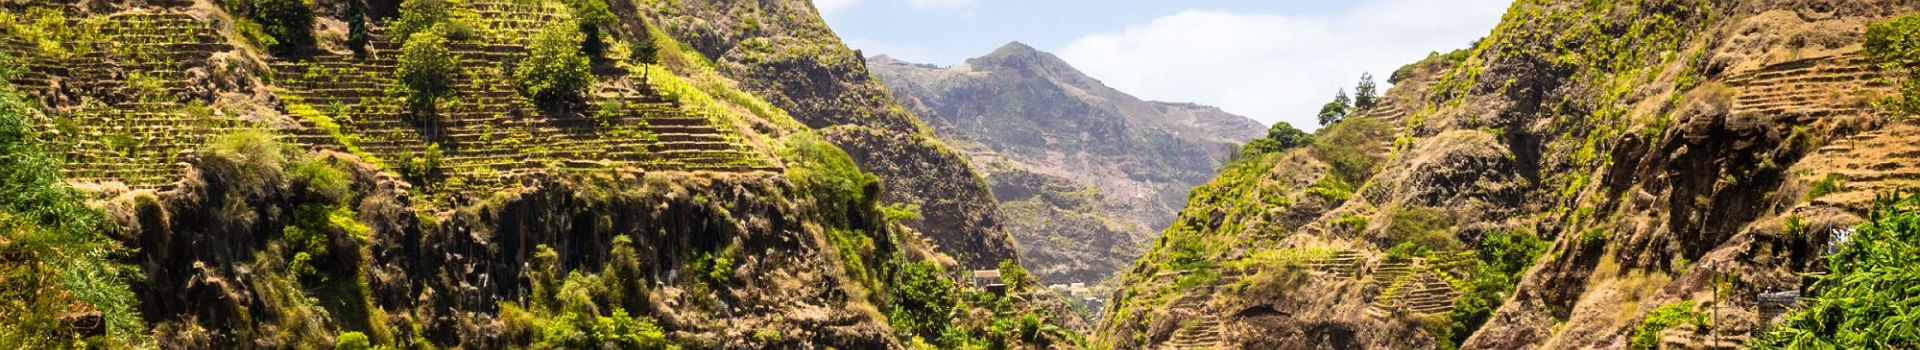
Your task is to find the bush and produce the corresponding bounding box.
[398,31,456,115]
[333,331,371,350]
[246,0,315,53]
[1305,176,1353,203]
[1866,14,1920,115]
[1630,302,1703,350]
[997,260,1030,291]
[517,24,595,109]
[1807,173,1847,200]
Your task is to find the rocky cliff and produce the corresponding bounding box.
[0,0,1080,348]
[868,43,1265,285]
[1098,0,1919,349]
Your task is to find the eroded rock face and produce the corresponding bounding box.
[126,152,898,348]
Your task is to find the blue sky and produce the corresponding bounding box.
[815,0,1513,130]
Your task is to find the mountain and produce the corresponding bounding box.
[1098,0,1920,349]
[0,0,1081,348]
[868,42,1266,286]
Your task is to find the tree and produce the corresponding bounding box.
[565,0,616,57]
[1865,14,1920,116]
[392,0,450,45]
[345,0,369,56]
[251,0,315,53]
[516,23,595,110]
[1354,73,1379,111]
[398,30,456,116]
[1319,89,1351,126]
[1246,122,1314,155]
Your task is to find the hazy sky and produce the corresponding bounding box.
[814,0,1512,130]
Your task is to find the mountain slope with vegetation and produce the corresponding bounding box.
[868,43,1266,286]
[0,0,1081,348]
[1099,0,1920,349]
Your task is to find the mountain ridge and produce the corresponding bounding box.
[869,43,1265,287]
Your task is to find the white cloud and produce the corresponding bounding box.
[814,0,865,14]
[905,0,977,9]
[1055,0,1510,130]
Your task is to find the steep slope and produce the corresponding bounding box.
[1099,0,1918,349]
[0,0,1084,348]
[868,43,1265,285]
[626,0,1021,270]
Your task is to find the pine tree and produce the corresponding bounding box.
[1354,73,1379,111]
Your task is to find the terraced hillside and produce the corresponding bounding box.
[270,16,778,198]
[0,1,1085,348]
[0,11,244,191]
[1099,0,1920,349]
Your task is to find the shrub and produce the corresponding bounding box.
[1865,14,1920,115]
[997,260,1030,291]
[1630,302,1704,350]
[398,32,456,115]
[251,0,315,53]
[402,143,443,181]
[1305,176,1353,203]
[333,331,371,350]
[1807,173,1847,200]
[517,23,595,109]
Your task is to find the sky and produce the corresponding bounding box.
[814,0,1513,130]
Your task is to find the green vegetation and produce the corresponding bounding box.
[517,23,596,108]
[345,0,370,55]
[1305,175,1354,203]
[1807,173,1848,200]
[1244,122,1314,155]
[1631,302,1704,350]
[334,332,371,350]
[251,0,314,52]
[1353,73,1379,111]
[1753,193,1920,349]
[1436,230,1546,350]
[563,0,616,57]
[498,242,674,349]
[1865,14,1920,116]
[1319,89,1351,126]
[1381,206,1457,254]
[1311,116,1390,185]
[398,30,457,115]
[0,55,147,347]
